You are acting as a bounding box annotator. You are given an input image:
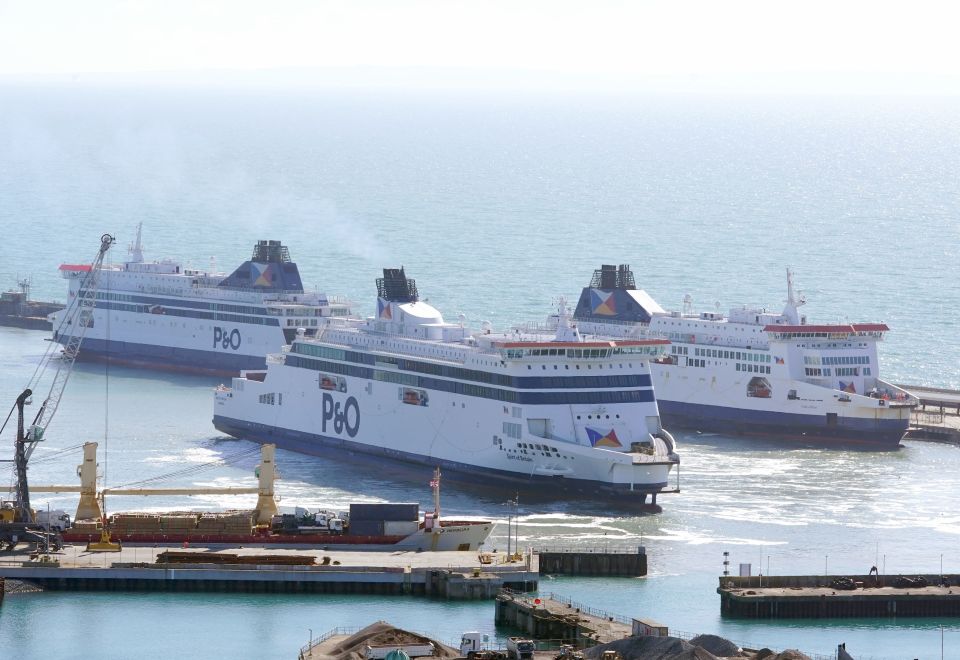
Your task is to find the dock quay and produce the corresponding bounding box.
[495,588,637,645]
[0,288,61,331]
[535,546,647,577]
[718,574,960,618]
[896,384,960,443]
[0,546,538,599]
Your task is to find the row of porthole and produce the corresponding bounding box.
[576,414,620,420]
[501,445,575,460]
[529,363,635,371]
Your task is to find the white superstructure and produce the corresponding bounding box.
[565,265,915,447]
[215,268,679,509]
[50,226,350,375]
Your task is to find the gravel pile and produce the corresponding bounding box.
[689,634,743,657]
[583,636,719,660]
[584,634,811,660]
[322,621,460,660]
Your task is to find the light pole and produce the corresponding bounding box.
[513,493,520,558]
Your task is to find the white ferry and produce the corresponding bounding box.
[51,226,350,376]
[564,265,915,448]
[214,268,679,509]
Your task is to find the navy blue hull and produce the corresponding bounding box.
[67,337,266,377]
[213,415,672,509]
[658,399,907,449]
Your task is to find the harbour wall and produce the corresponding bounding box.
[0,560,538,600]
[718,574,960,618]
[536,547,647,576]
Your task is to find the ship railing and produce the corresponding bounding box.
[298,626,362,659]
[531,544,644,555]
[500,589,633,625]
[512,320,550,333]
[873,379,917,403]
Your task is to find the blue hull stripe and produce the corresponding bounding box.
[212,415,669,501]
[658,399,907,447]
[72,337,265,376]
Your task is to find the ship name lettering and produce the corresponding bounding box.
[213,327,242,351]
[322,393,360,438]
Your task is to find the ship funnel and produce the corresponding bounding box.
[251,240,290,263]
[590,264,636,290]
[377,267,419,303]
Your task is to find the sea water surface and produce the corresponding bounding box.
[1,87,959,659]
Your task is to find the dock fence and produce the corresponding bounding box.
[298,625,361,659]
[532,544,644,555]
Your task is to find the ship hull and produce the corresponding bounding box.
[658,399,907,448]
[72,337,266,377]
[62,521,492,551]
[214,415,672,509]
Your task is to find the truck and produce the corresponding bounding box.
[34,509,72,532]
[506,638,535,660]
[272,509,346,535]
[460,633,506,660]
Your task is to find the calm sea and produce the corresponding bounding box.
[1,86,959,659]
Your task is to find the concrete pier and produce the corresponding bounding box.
[900,384,960,443]
[495,589,633,646]
[718,574,960,618]
[536,547,646,576]
[0,545,538,600]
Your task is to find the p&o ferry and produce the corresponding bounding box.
[51,226,350,376]
[214,268,679,510]
[564,265,915,448]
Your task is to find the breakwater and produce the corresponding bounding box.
[718,574,960,618]
[536,547,647,577]
[0,547,538,600]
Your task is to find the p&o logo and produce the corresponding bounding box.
[213,327,242,350]
[322,393,360,438]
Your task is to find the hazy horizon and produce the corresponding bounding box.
[2,1,959,95]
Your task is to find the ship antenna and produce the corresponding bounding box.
[431,467,441,519]
[129,222,144,263]
[783,267,804,324]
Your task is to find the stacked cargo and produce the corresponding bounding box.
[348,503,419,537]
[156,551,316,566]
[160,514,198,534]
[111,513,162,534]
[193,511,255,536]
[71,519,102,533]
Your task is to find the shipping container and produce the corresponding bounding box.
[349,503,419,522]
[348,520,385,536]
[383,520,420,536]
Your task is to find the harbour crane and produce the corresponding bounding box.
[0,233,114,550]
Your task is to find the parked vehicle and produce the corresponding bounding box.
[507,638,535,660]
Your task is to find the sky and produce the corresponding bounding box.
[1,1,959,93]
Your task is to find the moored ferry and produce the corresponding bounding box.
[563,265,916,448]
[50,226,350,376]
[214,268,680,510]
